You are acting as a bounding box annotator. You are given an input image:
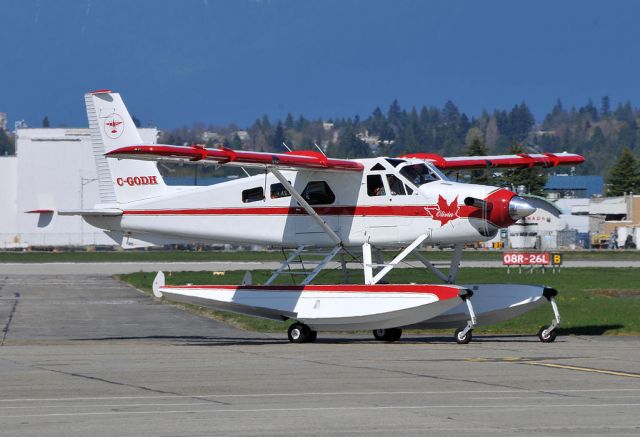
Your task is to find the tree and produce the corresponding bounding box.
[42,116,50,127]
[327,124,371,158]
[600,96,611,117]
[508,103,535,142]
[465,137,493,185]
[442,100,460,126]
[607,147,640,196]
[484,116,499,149]
[270,122,287,152]
[499,143,548,195]
[284,113,294,129]
[131,115,142,128]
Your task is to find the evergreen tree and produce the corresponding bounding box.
[607,147,640,196]
[131,115,141,128]
[600,96,611,117]
[229,133,243,149]
[442,100,460,126]
[270,122,287,151]
[508,103,535,141]
[327,124,371,158]
[499,143,548,195]
[465,137,493,185]
[614,102,635,124]
[284,113,294,129]
[295,115,307,130]
[42,116,50,127]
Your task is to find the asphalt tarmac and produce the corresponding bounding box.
[0,274,638,436]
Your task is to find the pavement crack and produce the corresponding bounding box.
[226,347,536,394]
[29,365,230,405]
[1,292,20,346]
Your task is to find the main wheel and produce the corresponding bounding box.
[372,328,402,342]
[454,327,472,344]
[288,322,310,343]
[307,330,318,343]
[537,326,557,343]
[373,329,387,341]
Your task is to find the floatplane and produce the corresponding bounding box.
[41,91,585,344]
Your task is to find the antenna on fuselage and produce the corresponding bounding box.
[281,142,292,152]
[313,142,327,156]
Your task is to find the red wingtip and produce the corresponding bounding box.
[89,89,112,94]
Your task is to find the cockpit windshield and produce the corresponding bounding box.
[399,163,446,186]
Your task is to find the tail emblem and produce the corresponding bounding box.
[104,114,124,139]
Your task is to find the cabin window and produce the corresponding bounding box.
[270,182,291,199]
[386,174,407,195]
[301,181,335,205]
[370,163,385,171]
[242,186,265,203]
[367,174,386,196]
[384,158,405,167]
[399,163,439,186]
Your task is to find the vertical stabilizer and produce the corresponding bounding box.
[85,90,167,205]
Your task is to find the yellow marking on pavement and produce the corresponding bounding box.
[464,357,640,379]
[526,362,640,379]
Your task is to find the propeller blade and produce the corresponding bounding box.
[518,194,562,217]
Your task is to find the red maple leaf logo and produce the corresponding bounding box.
[425,195,460,226]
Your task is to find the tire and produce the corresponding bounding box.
[537,326,557,343]
[373,329,387,341]
[454,327,472,344]
[307,330,318,343]
[288,322,309,343]
[372,328,402,342]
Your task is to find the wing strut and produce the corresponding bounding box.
[412,243,464,284]
[268,167,342,245]
[363,233,430,285]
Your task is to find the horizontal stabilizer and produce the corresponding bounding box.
[58,209,123,216]
[25,209,55,214]
[106,145,364,172]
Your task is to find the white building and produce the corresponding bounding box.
[1,127,157,248]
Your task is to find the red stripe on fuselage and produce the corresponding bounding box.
[161,283,463,300]
[123,205,478,218]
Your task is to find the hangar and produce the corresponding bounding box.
[0,127,157,248]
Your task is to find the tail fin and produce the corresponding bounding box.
[85,90,167,205]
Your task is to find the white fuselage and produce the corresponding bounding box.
[88,157,506,247]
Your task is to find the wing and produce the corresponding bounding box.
[400,152,584,170]
[106,145,364,172]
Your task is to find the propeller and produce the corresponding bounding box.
[516,194,562,217]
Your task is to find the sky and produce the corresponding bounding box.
[1,0,639,129]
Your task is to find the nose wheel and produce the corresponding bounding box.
[454,327,473,344]
[537,326,557,343]
[287,322,317,343]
